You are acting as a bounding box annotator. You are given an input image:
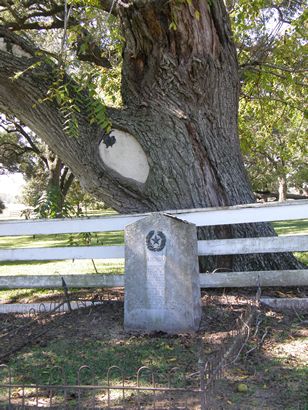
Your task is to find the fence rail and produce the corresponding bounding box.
[0,234,307,262]
[0,200,307,289]
[198,234,308,255]
[0,274,124,289]
[0,245,124,261]
[1,200,308,237]
[0,269,308,289]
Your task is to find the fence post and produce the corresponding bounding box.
[61,277,72,312]
[199,359,207,410]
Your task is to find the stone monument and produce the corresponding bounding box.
[124,213,201,333]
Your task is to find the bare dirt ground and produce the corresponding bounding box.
[0,289,307,409]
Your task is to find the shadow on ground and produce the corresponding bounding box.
[0,291,307,409]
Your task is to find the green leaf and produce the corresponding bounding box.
[194,10,201,21]
[169,21,177,31]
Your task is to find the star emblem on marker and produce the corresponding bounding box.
[146,230,166,252]
[151,235,161,246]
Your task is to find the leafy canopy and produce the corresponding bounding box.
[0,0,306,192]
[228,0,307,193]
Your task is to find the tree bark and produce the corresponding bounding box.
[278,175,287,202]
[44,148,74,217]
[0,1,304,272]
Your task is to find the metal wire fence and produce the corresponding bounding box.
[0,287,125,363]
[0,301,256,409]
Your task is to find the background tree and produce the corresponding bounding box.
[0,116,75,216]
[232,0,307,200]
[0,197,4,213]
[64,178,108,215]
[0,0,306,271]
[240,101,307,201]
[0,115,107,217]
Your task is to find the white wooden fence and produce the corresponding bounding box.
[0,200,307,289]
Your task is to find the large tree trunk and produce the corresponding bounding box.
[0,1,304,272]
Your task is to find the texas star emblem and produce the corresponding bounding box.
[146,230,166,252]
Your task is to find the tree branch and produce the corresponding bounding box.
[0,2,65,31]
[273,6,292,24]
[61,169,75,197]
[0,116,49,164]
[240,92,306,113]
[0,29,137,212]
[0,141,28,157]
[0,26,37,56]
[1,18,70,31]
[98,0,130,14]
[75,28,112,68]
[13,123,42,156]
[0,0,119,32]
[241,62,307,74]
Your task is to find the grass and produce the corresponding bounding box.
[0,229,125,301]
[227,313,308,409]
[0,307,197,407]
[273,219,308,235]
[0,288,64,303]
[1,219,305,248]
[7,337,196,386]
[293,251,308,265]
[0,259,124,277]
[272,219,308,266]
[224,361,308,410]
[0,230,124,249]
[0,219,306,250]
[0,220,306,250]
[0,216,307,408]
[1,302,307,409]
[0,258,124,302]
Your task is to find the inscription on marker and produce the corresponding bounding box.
[147,254,166,308]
